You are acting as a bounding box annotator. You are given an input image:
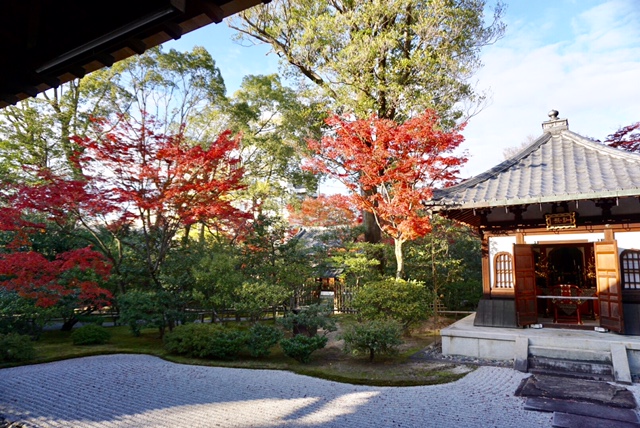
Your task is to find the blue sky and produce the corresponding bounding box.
[164,0,640,185]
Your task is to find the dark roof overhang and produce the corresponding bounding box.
[0,0,268,109]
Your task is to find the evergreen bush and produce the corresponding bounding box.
[278,303,336,337]
[0,333,36,362]
[340,320,403,361]
[280,334,327,363]
[71,324,111,345]
[353,278,431,330]
[163,323,247,360]
[247,323,283,357]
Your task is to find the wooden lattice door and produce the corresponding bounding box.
[513,244,537,326]
[594,241,624,333]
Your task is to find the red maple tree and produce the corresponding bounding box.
[0,247,112,309]
[306,110,466,278]
[72,115,249,286]
[605,122,640,153]
[11,114,249,291]
[0,197,112,318]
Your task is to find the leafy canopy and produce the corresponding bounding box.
[306,110,466,277]
[233,0,505,122]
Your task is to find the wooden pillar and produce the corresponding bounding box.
[481,232,491,297]
[604,225,614,242]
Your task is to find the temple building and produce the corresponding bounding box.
[430,111,640,381]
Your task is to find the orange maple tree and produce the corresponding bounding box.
[287,194,361,228]
[306,110,466,278]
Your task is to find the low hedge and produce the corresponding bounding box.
[71,324,111,345]
[163,323,247,360]
[0,333,36,362]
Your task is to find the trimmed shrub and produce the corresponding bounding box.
[118,291,165,336]
[71,324,111,345]
[340,320,403,361]
[163,323,247,360]
[206,328,247,360]
[278,303,336,337]
[163,323,209,356]
[353,278,431,330]
[280,334,327,363]
[0,333,35,362]
[247,324,283,358]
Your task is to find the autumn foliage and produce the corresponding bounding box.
[287,194,361,228]
[74,117,246,228]
[0,200,112,309]
[606,122,640,153]
[0,247,112,308]
[306,110,466,277]
[1,114,249,312]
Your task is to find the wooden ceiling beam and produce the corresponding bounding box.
[31,73,61,89]
[0,94,19,106]
[190,0,225,24]
[127,38,148,55]
[95,53,116,67]
[162,22,184,40]
[69,66,87,79]
[0,0,267,109]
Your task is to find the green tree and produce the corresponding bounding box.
[192,242,246,321]
[231,0,505,243]
[353,277,431,331]
[403,217,482,313]
[225,74,322,216]
[0,78,115,181]
[86,46,227,136]
[340,319,403,361]
[233,0,504,122]
[240,216,316,309]
[331,242,382,288]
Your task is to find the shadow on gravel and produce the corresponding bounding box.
[0,354,546,428]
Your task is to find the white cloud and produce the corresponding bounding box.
[461,0,640,178]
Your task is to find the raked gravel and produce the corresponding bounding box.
[0,353,567,427]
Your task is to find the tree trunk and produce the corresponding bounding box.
[394,238,405,279]
[363,210,382,243]
[199,222,206,243]
[182,223,191,246]
[363,209,385,274]
[60,316,79,331]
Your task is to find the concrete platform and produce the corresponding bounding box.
[441,314,640,382]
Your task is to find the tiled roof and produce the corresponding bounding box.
[431,129,640,210]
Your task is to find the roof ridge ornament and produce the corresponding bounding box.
[542,109,569,134]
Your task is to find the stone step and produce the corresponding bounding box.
[525,397,640,424]
[528,356,614,381]
[529,356,613,374]
[528,367,615,382]
[528,345,612,363]
[553,411,640,428]
[527,336,613,353]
